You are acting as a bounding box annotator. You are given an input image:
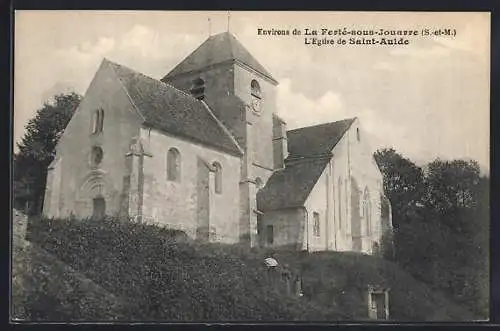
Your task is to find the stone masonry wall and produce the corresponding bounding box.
[139,128,241,243]
[259,208,306,249]
[303,118,386,254]
[44,60,142,218]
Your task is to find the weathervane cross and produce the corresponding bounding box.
[227,11,231,32]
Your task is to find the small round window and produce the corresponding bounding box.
[91,146,104,167]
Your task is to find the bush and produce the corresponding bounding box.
[13,241,130,321]
[26,216,326,321]
[380,230,396,261]
[25,216,474,321]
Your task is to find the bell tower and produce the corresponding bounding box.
[162,32,279,246]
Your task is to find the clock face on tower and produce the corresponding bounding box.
[251,97,261,113]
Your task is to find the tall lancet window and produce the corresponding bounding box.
[167,148,181,182]
[338,177,343,230]
[91,109,104,134]
[213,162,222,194]
[363,187,372,236]
[190,78,205,100]
[250,79,262,113]
[98,108,104,132]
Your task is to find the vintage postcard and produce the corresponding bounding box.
[12,11,490,322]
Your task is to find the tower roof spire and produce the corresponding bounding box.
[162,31,277,84]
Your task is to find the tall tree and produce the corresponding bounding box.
[374,148,425,229]
[423,159,481,232]
[421,159,488,317]
[375,149,489,318]
[14,92,82,215]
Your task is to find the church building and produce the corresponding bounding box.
[42,32,393,254]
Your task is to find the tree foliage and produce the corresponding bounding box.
[374,148,425,229]
[374,148,489,319]
[14,92,82,214]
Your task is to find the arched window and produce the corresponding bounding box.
[363,187,372,236]
[190,78,205,100]
[250,79,262,113]
[338,178,343,230]
[213,162,222,194]
[98,108,104,132]
[313,212,320,237]
[345,179,349,230]
[91,109,104,134]
[251,79,261,98]
[91,110,99,134]
[356,128,360,141]
[167,148,181,182]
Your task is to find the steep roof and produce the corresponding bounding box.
[257,118,355,212]
[106,59,242,156]
[257,157,331,212]
[163,32,276,83]
[287,119,355,157]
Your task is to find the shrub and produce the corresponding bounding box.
[25,216,474,321]
[26,216,325,321]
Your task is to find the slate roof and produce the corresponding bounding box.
[257,157,331,212]
[163,32,277,83]
[287,119,355,157]
[257,118,356,212]
[106,59,242,156]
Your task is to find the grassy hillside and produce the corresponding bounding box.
[23,216,474,322]
[12,211,129,321]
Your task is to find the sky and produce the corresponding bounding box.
[14,11,490,172]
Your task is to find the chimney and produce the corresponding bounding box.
[272,114,288,169]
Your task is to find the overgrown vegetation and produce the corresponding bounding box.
[374,149,489,319]
[24,216,473,321]
[12,210,128,321]
[13,92,82,215]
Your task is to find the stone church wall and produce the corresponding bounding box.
[345,120,385,253]
[43,60,142,219]
[259,208,306,249]
[303,119,386,254]
[304,166,330,252]
[139,127,241,243]
[234,65,276,173]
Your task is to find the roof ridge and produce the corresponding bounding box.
[161,80,193,99]
[226,32,237,59]
[287,118,356,133]
[106,58,207,105]
[164,34,214,79]
[164,31,276,82]
[106,58,147,122]
[97,58,242,157]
